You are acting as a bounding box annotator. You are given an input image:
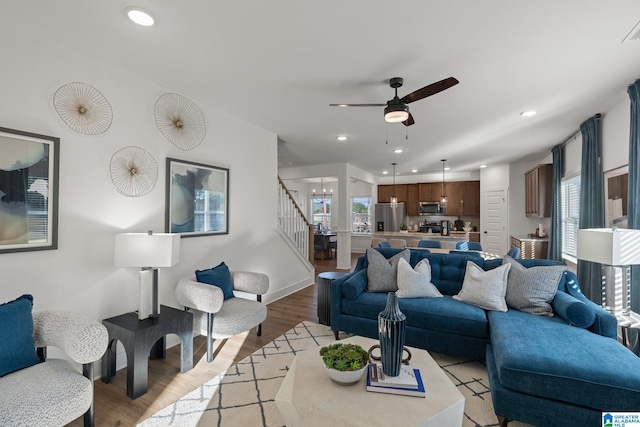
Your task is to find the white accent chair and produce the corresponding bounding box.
[0,311,108,427]
[176,271,269,362]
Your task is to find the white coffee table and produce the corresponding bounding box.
[275,336,464,427]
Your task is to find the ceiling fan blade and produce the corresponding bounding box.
[401,77,459,104]
[329,103,387,107]
[402,113,415,126]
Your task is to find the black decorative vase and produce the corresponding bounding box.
[378,292,406,376]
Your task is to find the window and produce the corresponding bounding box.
[351,196,372,233]
[561,174,581,260]
[312,198,331,228]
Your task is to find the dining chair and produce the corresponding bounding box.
[378,241,391,248]
[418,240,442,249]
[328,236,337,259]
[371,238,387,248]
[389,239,407,249]
[455,241,483,251]
[506,247,521,259]
[314,234,330,260]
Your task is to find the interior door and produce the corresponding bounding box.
[481,188,508,256]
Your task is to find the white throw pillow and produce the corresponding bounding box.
[396,258,443,298]
[453,261,511,311]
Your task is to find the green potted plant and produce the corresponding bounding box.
[399,223,408,233]
[319,343,369,385]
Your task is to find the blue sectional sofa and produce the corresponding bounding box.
[329,248,640,427]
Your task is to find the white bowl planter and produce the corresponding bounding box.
[324,365,368,385]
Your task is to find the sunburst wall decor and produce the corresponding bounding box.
[53,82,113,135]
[154,93,206,150]
[109,146,158,197]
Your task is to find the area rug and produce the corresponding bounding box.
[138,322,530,427]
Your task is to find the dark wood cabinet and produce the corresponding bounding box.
[524,164,552,218]
[608,172,628,219]
[418,183,440,201]
[462,181,480,216]
[406,184,419,216]
[378,184,407,204]
[444,182,463,216]
[511,236,548,259]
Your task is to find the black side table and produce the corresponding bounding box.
[101,305,193,399]
[317,271,348,326]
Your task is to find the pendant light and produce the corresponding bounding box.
[390,163,398,208]
[440,159,447,207]
[312,177,333,200]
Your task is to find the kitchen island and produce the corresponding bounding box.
[373,232,469,249]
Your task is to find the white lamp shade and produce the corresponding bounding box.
[577,228,640,266]
[114,233,180,267]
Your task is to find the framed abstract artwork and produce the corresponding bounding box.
[0,127,59,253]
[165,158,229,237]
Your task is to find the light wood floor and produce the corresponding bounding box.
[69,253,360,427]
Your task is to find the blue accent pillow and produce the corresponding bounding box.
[0,294,43,377]
[196,262,234,300]
[342,269,368,300]
[551,291,596,328]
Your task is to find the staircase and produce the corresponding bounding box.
[278,177,313,263]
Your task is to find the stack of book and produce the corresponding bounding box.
[365,363,426,397]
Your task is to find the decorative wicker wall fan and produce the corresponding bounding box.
[154,93,206,150]
[109,146,158,197]
[53,82,113,135]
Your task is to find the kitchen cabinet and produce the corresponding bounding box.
[524,164,553,218]
[406,184,419,216]
[444,182,463,216]
[378,184,407,204]
[418,183,440,201]
[511,235,549,259]
[462,181,480,216]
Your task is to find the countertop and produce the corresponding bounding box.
[511,234,549,242]
[373,232,468,240]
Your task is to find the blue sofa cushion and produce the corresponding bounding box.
[342,292,489,338]
[551,291,596,328]
[488,309,640,410]
[342,269,368,300]
[196,262,234,300]
[0,294,42,377]
[425,253,484,296]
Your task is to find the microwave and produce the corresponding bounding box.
[419,201,443,215]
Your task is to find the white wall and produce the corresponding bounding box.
[0,29,313,325]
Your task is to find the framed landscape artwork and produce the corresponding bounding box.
[0,127,59,254]
[165,158,229,237]
[604,165,628,228]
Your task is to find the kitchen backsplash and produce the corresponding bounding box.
[405,215,481,231]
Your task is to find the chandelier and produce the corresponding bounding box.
[312,177,333,200]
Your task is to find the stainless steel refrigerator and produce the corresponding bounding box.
[375,203,406,232]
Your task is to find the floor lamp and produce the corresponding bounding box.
[577,228,640,315]
[114,231,180,320]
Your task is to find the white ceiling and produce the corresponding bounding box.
[3,1,640,177]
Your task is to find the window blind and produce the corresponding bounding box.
[561,175,581,258]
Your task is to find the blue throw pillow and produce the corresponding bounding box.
[342,269,368,300]
[196,262,234,300]
[0,294,43,377]
[551,291,596,328]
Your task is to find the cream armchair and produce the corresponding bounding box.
[0,310,108,427]
[176,271,269,362]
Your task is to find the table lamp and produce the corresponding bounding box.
[114,231,180,320]
[577,228,640,315]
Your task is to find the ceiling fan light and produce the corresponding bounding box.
[384,103,409,123]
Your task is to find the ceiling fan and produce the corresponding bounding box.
[330,77,459,126]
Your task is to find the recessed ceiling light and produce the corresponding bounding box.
[382,170,389,175]
[393,149,403,154]
[127,7,154,26]
[336,135,347,141]
[411,169,418,173]
[337,104,348,107]
[521,110,537,117]
[479,164,487,168]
